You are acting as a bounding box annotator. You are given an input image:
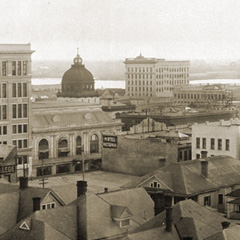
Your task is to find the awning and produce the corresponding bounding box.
[58,147,70,153]
[39,149,49,153]
[227,198,240,204]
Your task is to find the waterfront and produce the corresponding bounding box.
[32,78,240,89]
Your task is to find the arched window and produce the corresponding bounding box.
[90,134,99,153]
[58,138,69,158]
[76,136,82,155]
[39,139,49,160]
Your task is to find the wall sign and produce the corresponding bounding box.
[0,165,15,174]
[102,135,118,148]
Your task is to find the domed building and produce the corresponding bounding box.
[58,52,98,98]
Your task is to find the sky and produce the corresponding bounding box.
[0,0,240,61]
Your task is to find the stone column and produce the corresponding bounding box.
[83,132,89,154]
[69,134,74,156]
[50,135,54,159]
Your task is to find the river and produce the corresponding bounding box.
[32,78,240,89]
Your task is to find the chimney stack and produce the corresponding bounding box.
[159,158,166,168]
[77,181,87,197]
[221,221,230,229]
[104,187,108,193]
[165,206,173,232]
[32,197,41,212]
[201,160,208,178]
[19,177,28,189]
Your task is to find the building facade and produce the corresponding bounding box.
[0,44,34,177]
[173,84,233,106]
[31,101,122,177]
[192,119,240,160]
[124,54,189,98]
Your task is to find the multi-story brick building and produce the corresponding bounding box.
[124,54,189,98]
[192,119,240,159]
[0,44,34,177]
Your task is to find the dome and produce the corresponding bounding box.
[62,52,94,83]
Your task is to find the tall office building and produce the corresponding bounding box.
[124,54,190,98]
[0,44,34,176]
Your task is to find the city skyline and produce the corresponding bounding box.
[0,0,240,61]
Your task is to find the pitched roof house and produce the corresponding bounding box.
[126,200,240,240]
[123,156,240,215]
[0,181,154,240]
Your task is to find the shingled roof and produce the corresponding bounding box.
[123,156,240,196]
[129,199,238,240]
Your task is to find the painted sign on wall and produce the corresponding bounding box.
[102,135,118,148]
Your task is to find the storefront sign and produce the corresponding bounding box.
[102,135,118,148]
[0,165,15,174]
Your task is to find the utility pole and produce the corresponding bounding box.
[82,145,85,181]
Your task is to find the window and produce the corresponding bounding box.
[196,154,200,159]
[196,138,200,148]
[23,139,27,148]
[150,181,160,188]
[23,83,27,97]
[3,126,7,135]
[218,194,223,205]
[41,202,55,210]
[218,139,222,150]
[39,139,49,160]
[2,61,7,76]
[12,104,17,118]
[226,139,230,151]
[18,156,28,165]
[12,125,17,134]
[12,83,17,97]
[23,61,27,75]
[12,61,16,76]
[204,196,211,206]
[18,83,22,97]
[18,104,22,118]
[90,134,99,153]
[211,138,215,150]
[37,166,52,176]
[2,105,7,119]
[121,219,130,228]
[17,61,21,75]
[202,138,206,149]
[23,104,27,118]
[18,140,22,149]
[23,124,27,133]
[18,125,22,133]
[2,83,6,98]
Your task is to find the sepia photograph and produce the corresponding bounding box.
[0,0,240,239]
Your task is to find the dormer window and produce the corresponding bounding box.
[150,181,160,188]
[120,219,130,228]
[42,202,56,210]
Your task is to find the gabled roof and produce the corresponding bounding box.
[111,205,133,219]
[132,200,231,240]
[0,218,72,240]
[123,156,240,196]
[0,191,19,234]
[18,187,65,221]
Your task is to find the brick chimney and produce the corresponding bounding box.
[221,221,230,229]
[77,181,87,197]
[19,177,28,189]
[201,160,208,178]
[165,206,173,232]
[32,197,41,212]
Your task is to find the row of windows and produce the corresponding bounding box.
[42,202,56,210]
[12,124,28,134]
[175,93,226,100]
[156,67,189,73]
[127,74,153,80]
[127,80,153,86]
[128,87,153,92]
[13,139,28,149]
[127,92,153,97]
[0,141,7,145]
[0,105,7,120]
[2,61,28,76]
[156,74,189,79]
[127,67,152,73]
[12,83,28,98]
[196,137,230,151]
[203,194,224,207]
[12,104,28,119]
[156,80,187,85]
[17,155,28,165]
[0,126,7,135]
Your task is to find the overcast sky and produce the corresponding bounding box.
[0,0,239,61]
